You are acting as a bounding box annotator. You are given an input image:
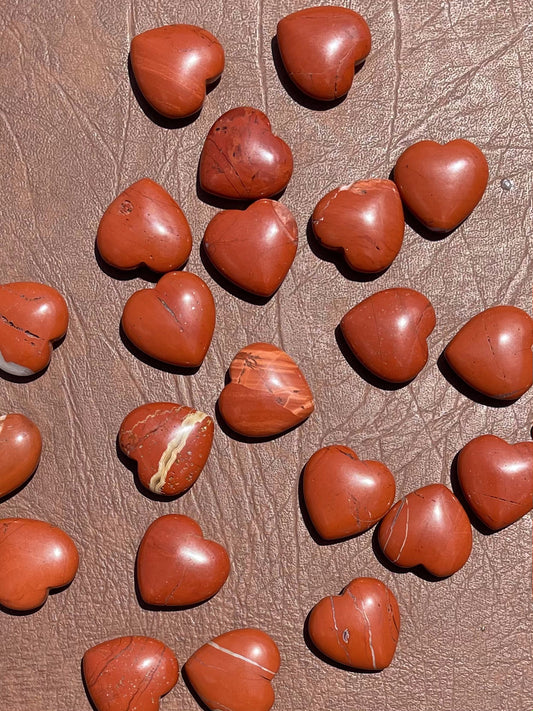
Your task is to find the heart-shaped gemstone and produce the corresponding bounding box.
[393,139,489,232]
[458,434,533,530]
[308,577,400,670]
[97,178,192,272]
[137,514,230,606]
[0,414,42,498]
[218,342,314,437]
[276,6,371,100]
[378,483,472,577]
[0,281,69,376]
[303,445,396,540]
[199,107,293,200]
[121,271,215,367]
[203,199,298,296]
[130,24,224,118]
[340,288,436,383]
[445,305,533,400]
[312,179,404,272]
[0,518,78,610]
[185,628,280,711]
[83,636,179,711]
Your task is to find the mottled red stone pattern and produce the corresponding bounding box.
[0,414,42,498]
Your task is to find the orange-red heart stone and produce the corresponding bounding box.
[445,305,533,400]
[119,402,214,496]
[308,577,400,670]
[203,199,298,297]
[458,434,533,530]
[218,342,314,437]
[0,518,79,611]
[303,445,396,540]
[0,281,69,376]
[83,636,179,711]
[97,178,192,272]
[130,24,224,118]
[185,628,280,711]
[199,107,293,200]
[0,413,42,498]
[121,271,215,367]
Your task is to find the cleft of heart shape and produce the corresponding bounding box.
[0,413,42,498]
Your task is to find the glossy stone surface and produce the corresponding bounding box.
[277,6,371,101]
[0,414,42,498]
[122,271,215,367]
[340,288,436,383]
[130,24,224,118]
[0,282,69,376]
[0,518,79,610]
[199,107,293,200]
[312,179,404,273]
[83,636,179,711]
[303,445,395,540]
[393,139,489,232]
[218,342,314,437]
[458,434,533,530]
[308,577,400,670]
[378,483,472,577]
[185,628,280,711]
[203,199,298,296]
[97,178,192,272]
[445,305,533,400]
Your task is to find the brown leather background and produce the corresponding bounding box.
[1,0,532,709]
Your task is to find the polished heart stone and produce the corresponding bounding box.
[378,483,472,577]
[303,445,396,540]
[218,342,314,437]
[0,518,79,611]
[312,179,404,273]
[0,281,69,376]
[199,107,293,200]
[130,24,224,118]
[0,413,42,498]
[445,305,533,400]
[340,288,436,383]
[83,636,179,711]
[185,628,280,711]
[122,271,215,367]
[276,6,371,101]
[458,434,533,530]
[308,577,400,670]
[97,178,192,272]
[203,200,298,297]
[119,402,213,496]
[393,139,489,232]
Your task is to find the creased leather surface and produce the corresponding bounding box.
[1,1,532,709]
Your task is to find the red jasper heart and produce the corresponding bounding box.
[276,6,371,101]
[136,514,230,606]
[0,413,42,498]
[203,199,298,297]
[83,636,179,711]
[121,271,215,367]
[130,24,224,118]
[340,288,436,383]
[312,179,404,273]
[0,518,79,611]
[0,281,69,376]
[308,577,400,670]
[458,434,533,530]
[97,178,192,272]
[218,342,314,438]
[303,445,396,540]
[199,107,293,200]
[378,483,472,577]
[119,402,214,496]
[393,139,489,232]
[445,305,533,400]
[185,628,280,711]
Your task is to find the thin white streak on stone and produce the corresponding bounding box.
[207,641,276,677]
[0,350,34,377]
